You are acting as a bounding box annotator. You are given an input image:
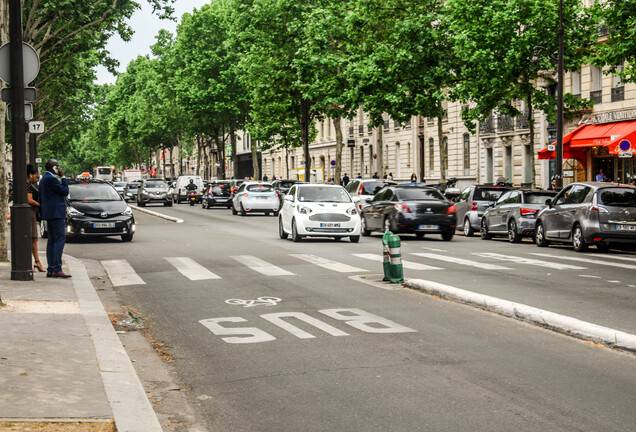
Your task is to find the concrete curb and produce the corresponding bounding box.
[405,278,636,354]
[67,255,163,432]
[130,204,184,223]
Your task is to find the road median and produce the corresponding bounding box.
[405,278,636,354]
[129,204,184,223]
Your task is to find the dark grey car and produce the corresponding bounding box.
[535,182,636,252]
[454,185,512,236]
[480,190,557,243]
[345,179,397,213]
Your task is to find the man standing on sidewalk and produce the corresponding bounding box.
[40,159,71,278]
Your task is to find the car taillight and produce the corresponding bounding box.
[358,184,363,195]
[275,193,278,197]
[470,201,477,211]
[520,208,537,216]
[446,205,456,214]
[394,203,411,213]
[590,205,609,213]
[243,193,248,197]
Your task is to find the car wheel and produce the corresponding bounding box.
[383,217,391,233]
[508,220,521,243]
[480,219,491,240]
[240,203,247,216]
[231,203,237,215]
[278,216,288,239]
[441,231,454,241]
[463,218,474,236]
[167,201,173,207]
[535,222,549,247]
[415,232,425,239]
[291,219,302,242]
[361,216,370,236]
[572,225,588,252]
[273,211,279,216]
[350,235,360,243]
[121,233,133,242]
[40,220,48,238]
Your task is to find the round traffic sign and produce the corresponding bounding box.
[619,139,631,151]
[0,43,40,85]
[330,160,336,166]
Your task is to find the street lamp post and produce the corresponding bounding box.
[533,0,565,190]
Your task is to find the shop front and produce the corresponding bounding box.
[538,112,636,185]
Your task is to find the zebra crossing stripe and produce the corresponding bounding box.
[530,253,636,270]
[475,253,587,270]
[290,254,367,273]
[166,257,222,280]
[102,259,146,287]
[231,255,294,276]
[353,253,443,270]
[587,253,636,263]
[410,252,511,270]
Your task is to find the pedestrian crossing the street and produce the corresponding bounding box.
[99,249,635,286]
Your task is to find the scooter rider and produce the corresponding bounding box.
[185,179,198,192]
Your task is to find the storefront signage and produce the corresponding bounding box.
[589,109,636,124]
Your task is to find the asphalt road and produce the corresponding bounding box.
[64,203,636,432]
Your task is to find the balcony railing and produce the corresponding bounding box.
[590,90,603,104]
[611,87,624,102]
[516,113,529,130]
[480,115,494,134]
[497,114,514,132]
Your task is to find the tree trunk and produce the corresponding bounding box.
[333,115,343,185]
[0,102,8,262]
[437,114,447,183]
[196,137,202,177]
[527,93,536,187]
[284,143,289,179]
[376,125,384,179]
[301,99,311,182]
[230,122,239,179]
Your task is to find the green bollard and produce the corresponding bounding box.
[387,232,404,283]
[382,231,391,281]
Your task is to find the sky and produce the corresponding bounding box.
[95,0,210,84]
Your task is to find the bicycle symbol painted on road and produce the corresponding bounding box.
[225,297,282,308]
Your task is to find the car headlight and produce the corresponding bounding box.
[346,206,357,215]
[67,206,84,216]
[122,206,132,216]
[299,206,313,214]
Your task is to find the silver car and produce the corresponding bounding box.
[535,182,636,252]
[480,189,557,243]
[454,185,512,236]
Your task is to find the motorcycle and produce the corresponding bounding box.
[188,190,198,206]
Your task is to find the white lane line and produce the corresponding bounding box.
[353,253,443,270]
[102,259,146,287]
[607,280,622,284]
[580,275,601,279]
[410,253,511,270]
[290,254,367,273]
[231,255,294,276]
[588,253,636,263]
[166,257,221,280]
[475,252,587,270]
[530,253,636,270]
[420,247,447,252]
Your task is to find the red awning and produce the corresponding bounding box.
[538,120,636,159]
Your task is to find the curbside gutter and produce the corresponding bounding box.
[405,278,636,354]
[130,204,184,223]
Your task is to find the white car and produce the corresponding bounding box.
[232,182,279,216]
[279,184,361,242]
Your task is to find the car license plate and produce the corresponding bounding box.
[256,196,269,199]
[320,223,341,228]
[614,224,636,231]
[418,224,439,230]
[93,222,115,228]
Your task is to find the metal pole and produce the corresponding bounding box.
[9,0,33,280]
[555,0,565,189]
[29,133,37,165]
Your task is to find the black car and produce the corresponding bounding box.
[137,178,172,207]
[202,181,232,209]
[361,185,456,240]
[64,179,135,241]
[271,179,302,204]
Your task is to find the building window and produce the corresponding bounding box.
[463,134,471,174]
[428,138,435,173]
[612,64,625,102]
[407,142,411,167]
[360,147,365,175]
[505,146,512,182]
[571,69,581,98]
[395,142,401,178]
[290,156,295,169]
[590,65,603,104]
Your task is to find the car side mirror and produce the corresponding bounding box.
[545,199,552,207]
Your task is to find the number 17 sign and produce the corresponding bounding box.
[28,120,44,134]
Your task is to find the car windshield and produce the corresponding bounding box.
[145,181,168,188]
[279,181,296,188]
[97,168,111,174]
[247,184,273,192]
[598,188,636,207]
[128,183,140,190]
[525,193,555,204]
[298,187,351,203]
[396,188,445,201]
[69,184,122,201]
[474,188,507,201]
[361,181,387,195]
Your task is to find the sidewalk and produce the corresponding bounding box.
[0,254,162,432]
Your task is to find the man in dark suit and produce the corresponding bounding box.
[39,158,71,278]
